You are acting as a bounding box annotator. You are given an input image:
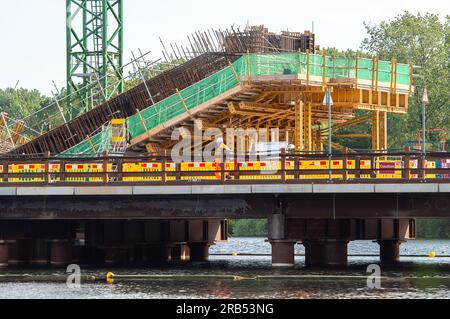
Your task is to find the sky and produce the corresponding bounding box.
[0,0,448,96]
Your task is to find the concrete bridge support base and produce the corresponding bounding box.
[269,211,297,267]
[147,244,172,263]
[303,240,349,267]
[31,239,49,266]
[8,239,30,266]
[0,241,10,268]
[49,240,73,267]
[270,241,296,267]
[188,243,209,262]
[0,219,225,268]
[171,244,190,261]
[378,240,402,265]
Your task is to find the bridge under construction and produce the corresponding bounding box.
[0,1,448,270]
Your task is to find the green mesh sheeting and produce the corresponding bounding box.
[58,126,111,157]
[247,53,410,85]
[59,53,410,156]
[127,61,244,138]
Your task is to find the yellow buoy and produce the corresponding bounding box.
[428,251,436,258]
[106,272,115,284]
[232,253,238,257]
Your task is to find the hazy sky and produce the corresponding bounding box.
[0,0,448,95]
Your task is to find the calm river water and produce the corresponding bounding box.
[0,239,448,299]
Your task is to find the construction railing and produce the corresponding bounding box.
[1,151,449,186]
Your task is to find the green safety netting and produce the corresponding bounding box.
[127,58,245,138]
[58,126,111,157]
[246,52,410,85]
[60,52,410,156]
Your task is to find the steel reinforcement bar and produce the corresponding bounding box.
[8,53,240,156]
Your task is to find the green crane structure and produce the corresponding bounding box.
[66,0,124,119]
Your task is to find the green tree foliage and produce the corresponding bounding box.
[322,47,372,59]
[361,12,450,150]
[229,219,268,237]
[417,219,450,238]
[0,88,54,139]
[0,88,51,120]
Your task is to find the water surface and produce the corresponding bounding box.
[0,239,448,299]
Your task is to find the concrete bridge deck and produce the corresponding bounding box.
[0,182,449,220]
[0,182,449,197]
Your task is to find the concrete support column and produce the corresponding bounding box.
[71,245,83,264]
[147,244,171,263]
[268,213,285,240]
[304,240,349,267]
[0,241,10,268]
[270,241,296,267]
[378,240,402,265]
[8,239,30,266]
[31,239,48,266]
[171,244,190,261]
[269,211,295,267]
[188,243,209,262]
[181,245,190,261]
[49,240,73,267]
[104,248,129,266]
[133,244,147,264]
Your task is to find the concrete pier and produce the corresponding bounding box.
[268,212,297,267]
[49,240,73,267]
[0,216,416,269]
[147,244,171,263]
[188,243,209,262]
[270,241,296,267]
[0,240,10,268]
[30,239,48,266]
[303,240,349,267]
[378,240,402,265]
[8,239,30,266]
[171,244,190,261]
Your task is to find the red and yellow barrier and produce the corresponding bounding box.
[65,163,111,182]
[0,158,446,183]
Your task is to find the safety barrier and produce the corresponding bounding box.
[1,152,449,185]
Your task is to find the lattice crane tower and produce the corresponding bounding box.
[66,0,124,119]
